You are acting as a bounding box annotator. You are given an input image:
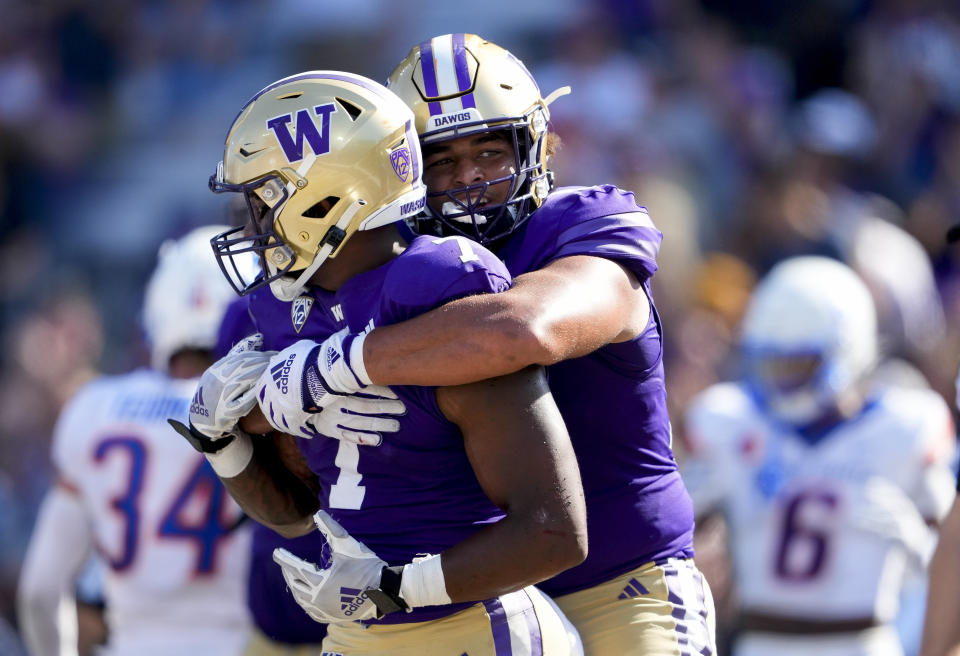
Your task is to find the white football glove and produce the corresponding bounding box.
[256,338,404,445]
[314,328,372,395]
[273,510,387,623]
[191,333,275,439]
[302,396,404,447]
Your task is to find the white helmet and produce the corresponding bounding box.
[739,256,878,425]
[142,225,249,371]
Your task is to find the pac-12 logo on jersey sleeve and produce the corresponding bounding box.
[291,295,314,333]
[390,146,411,182]
[266,103,337,163]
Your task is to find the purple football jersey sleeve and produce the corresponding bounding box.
[501,185,662,283]
[500,184,695,596]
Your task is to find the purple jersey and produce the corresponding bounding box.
[250,234,512,625]
[217,297,329,644]
[499,185,695,596]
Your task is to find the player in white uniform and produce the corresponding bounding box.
[17,226,253,656]
[682,256,956,656]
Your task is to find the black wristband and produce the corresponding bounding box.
[167,419,237,454]
[365,565,411,618]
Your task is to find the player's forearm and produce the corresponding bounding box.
[362,291,539,387]
[438,502,588,602]
[17,592,66,656]
[219,441,319,538]
[363,260,642,387]
[18,487,91,656]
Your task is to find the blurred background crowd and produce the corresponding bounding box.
[2,0,960,651]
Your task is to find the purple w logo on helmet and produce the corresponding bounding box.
[266,103,337,163]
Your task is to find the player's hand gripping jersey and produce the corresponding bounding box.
[684,381,955,623]
[52,370,251,656]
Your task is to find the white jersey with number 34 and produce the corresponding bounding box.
[682,382,955,621]
[52,369,251,655]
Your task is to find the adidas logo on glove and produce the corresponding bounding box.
[189,387,209,417]
[339,586,369,616]
[270,354,297,394]
[326,345,341,369]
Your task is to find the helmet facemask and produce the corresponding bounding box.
[741,346,840,426]
[421,112,549,247]
[209,169,297,296]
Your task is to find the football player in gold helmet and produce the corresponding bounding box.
[183,71,589,656]
[273,36,716,655]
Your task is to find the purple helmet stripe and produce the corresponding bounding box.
[452,33,476,109]
[404,119,420,181]
[418,40,443,116]
[482,598,513,655]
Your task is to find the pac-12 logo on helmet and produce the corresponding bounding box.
[390,145,411,182]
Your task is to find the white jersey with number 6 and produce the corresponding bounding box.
[51,369,252,655]
[682,381,955,622]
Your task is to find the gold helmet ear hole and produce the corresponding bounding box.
[303,196,341,219]
[298,231,310,241]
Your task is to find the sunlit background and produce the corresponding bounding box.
[2,0,960,652]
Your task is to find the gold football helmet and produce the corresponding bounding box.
[387,34,569,245]
[210,71,427,301]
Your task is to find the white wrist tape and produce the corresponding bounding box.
[349,331,372,386]
[400,553,451,608]
[205,433,254,478]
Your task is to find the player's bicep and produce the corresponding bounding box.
[514,255,650,348]
[436,366,584,517]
